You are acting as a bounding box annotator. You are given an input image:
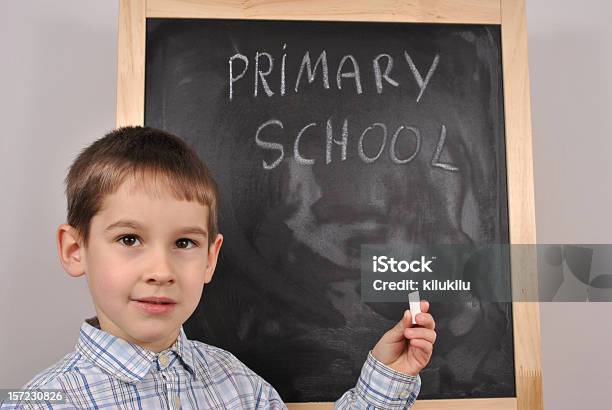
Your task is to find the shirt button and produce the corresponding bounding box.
[399,390,410,399]
[173,396,181,408]
[159,354,169,368]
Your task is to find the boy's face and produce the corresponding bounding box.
[58,177,222,352]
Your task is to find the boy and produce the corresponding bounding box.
[2,127,436,409]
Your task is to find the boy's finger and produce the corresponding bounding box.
[420,300,430,313]
[385,310,412,341]
[402,309,414,328]
[409,338,434,354]
[399,310,417,334]
[404,327,437,344]
[415,312,435,330]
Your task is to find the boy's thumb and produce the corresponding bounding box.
[387,309,412,340]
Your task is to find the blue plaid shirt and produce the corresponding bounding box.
[3,318,420,409]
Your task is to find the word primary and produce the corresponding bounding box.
[229,46,440,101]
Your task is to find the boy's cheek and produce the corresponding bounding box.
[88,268,130,298]
[182,282,205,310]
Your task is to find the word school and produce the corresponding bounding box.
[229,46,440,101]
[254,118,459,171]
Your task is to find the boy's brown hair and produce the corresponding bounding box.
[64,126,219,247]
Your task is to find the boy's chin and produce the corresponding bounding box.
[124,320,182,346]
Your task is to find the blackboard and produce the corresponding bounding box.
[144,18,513,402]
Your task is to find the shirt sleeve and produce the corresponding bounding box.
[334,350,421,410]
[224,350,287,409]
[228,349,419,410]
[258,381,288,410]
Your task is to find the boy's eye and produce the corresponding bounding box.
[176,238,197,249]
[116,235,197,249]
[118,235,141,247]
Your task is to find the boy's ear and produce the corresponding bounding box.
[57,224,86,278]
[204,233,223,284]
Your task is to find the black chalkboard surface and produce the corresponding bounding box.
[145,18,513,402]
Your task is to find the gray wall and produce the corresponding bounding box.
[1,1,610,409]
[528,1,612,409]
[0,0,115,387]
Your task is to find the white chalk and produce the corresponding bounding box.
[408,291,421,325]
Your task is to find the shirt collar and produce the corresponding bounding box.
[76,317,195,383]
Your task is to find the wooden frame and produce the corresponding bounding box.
[116,1,542,409]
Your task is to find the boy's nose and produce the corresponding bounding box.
[144,252,176,285]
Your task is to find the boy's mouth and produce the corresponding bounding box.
[134,296,177,304]
[132,296,177,314]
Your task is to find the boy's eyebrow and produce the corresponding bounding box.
[104,219,208,237]
[105,219,144,232]
[178,226,208,237]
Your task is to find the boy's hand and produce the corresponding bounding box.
[371,301,436,376]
